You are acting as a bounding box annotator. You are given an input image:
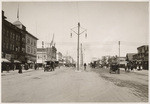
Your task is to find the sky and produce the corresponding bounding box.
[2,1,149,63]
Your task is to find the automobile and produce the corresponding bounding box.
[44,61,53,72]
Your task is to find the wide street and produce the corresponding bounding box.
[1,66,148,103]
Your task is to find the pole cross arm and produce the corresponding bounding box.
[71,29,78,35]
[79,29,87,35]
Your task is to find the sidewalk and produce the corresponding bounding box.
[119,68,148,75]
[1,68,36,76]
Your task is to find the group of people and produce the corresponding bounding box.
[125,61,143,72]
[1,62,39,74]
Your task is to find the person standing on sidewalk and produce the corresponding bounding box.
[84,63,87,71]
[18,64,22,74]
[6,64,10,73]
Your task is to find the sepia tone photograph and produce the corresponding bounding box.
[1,0,149,103]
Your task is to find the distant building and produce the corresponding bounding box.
[36,46,57,65]
[118,57,127,68]
[126,53,137,62]
[51,46,57,61]
[57,52,63,63]
[36,48,47,66]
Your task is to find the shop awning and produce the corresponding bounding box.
[1,58,11,63]
[14,60,21,63]
[27,60,33,63]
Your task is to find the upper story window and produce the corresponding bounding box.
[15,46,18,51]
[34,49,36,54]
[2,28,5,35]
[2,42,6,49]
[34,41,36,46]
[31,47,33,54]
[27,46,30,53]
[6,30,9,37]
[16,35,18,41]
[18,46,20,52]
[12,44,14,51]
[27,37,30,44]
[12,33,15,39]
[18,35,20,41]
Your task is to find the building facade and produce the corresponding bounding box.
[25,32,38,63]
[36,46,57,65]
[36,48,47,66]
[126,53,137,62]
[2,11,26,64]
[13,20,38,64]
[56,52,63,61]
[133,45,149,69]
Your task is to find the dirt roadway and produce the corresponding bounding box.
[91,67,149,102]
[1,66,148,103]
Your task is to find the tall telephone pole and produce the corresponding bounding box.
[118,41,120,74]
[80,43,83,66]
[70,22,87,71]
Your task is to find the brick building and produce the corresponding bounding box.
[2,11,26,64]
[133,45,149,69]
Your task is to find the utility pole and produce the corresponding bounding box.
[80,43,83,67]
[70,22,87,71]
[42,41,44,69]
[118,41,120,74]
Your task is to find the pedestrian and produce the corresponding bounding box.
[35,64,37,70]
[25,63,28,70]
[18,64,22,74]
[84,63,87,71]
[130,62,134,71]
[6,64,10,73]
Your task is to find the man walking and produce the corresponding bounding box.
[84,63,87,71]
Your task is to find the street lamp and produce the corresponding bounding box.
[70,22,87,71]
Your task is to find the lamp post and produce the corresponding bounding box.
[70,22,87,71]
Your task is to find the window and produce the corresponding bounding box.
[27,46,30,53]
[31,47,32,53]
[34,49,36,54]
[2,28,5,35]
[16,47,18,51]
[10,44,12,50]
[18,46,20,51]
[34,41,36,46]
[18,35,20,41]
[31,39,33,45]
[13,33,15,39]
[16,35,18,41]
[6,43,8,49]
[27,37,30,44]
[7,30,9,37]
[12,44,14,50]
[22,37,25,42]
[22,48,25,52]
[2,42,5,49]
